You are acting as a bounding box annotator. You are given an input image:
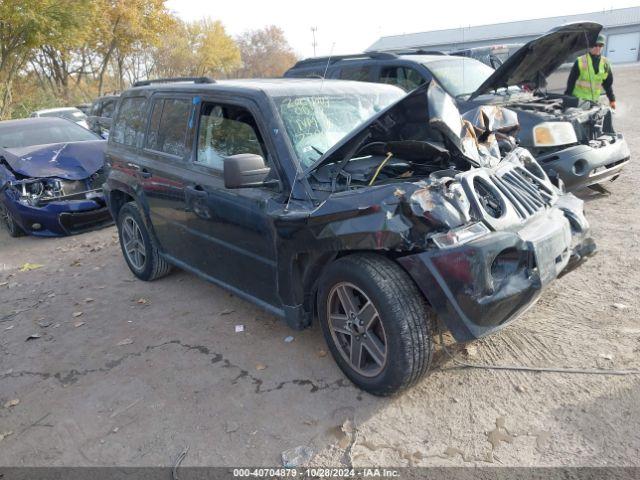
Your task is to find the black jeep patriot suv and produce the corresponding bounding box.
[104,77,594,395]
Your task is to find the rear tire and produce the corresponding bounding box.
[117,202,172,281]
[318,253,435,396]
[0,203,25,237]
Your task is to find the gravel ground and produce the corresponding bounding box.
[0,66,638,468]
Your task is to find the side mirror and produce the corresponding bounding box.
[223,154,273,189]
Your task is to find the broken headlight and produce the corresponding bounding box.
[431,222,490,249]
[11,179,63,206]
[533,122,577,147]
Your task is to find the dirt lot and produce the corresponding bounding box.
[1,66,639,468]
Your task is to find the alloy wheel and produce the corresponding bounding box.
[326,282,388,377]
[122,216,147,270]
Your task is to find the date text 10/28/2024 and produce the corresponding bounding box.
[233,468,400,477]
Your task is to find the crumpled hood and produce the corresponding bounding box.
[305,81,519,175]
[306,81,478,175]
[469,22,602,100]
[2,140,106,180]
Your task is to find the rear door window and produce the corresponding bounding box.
[146,98,191,157]
[379,66,426,91]
[111,97,147,147]
[339,65,372,81]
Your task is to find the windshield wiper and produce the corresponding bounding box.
[330,131,372,192]
[310,145,324,156]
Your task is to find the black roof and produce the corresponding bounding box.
[123,78,404,98]
[291,50,448,69]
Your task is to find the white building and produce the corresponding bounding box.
[366,6,640,63]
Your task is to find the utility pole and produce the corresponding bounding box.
[311,27,318,57]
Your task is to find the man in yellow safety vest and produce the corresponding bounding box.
[565,34,616,109]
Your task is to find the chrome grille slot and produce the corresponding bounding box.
[492,166,555,220]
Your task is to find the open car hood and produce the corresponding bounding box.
[468,22,602,100]
[305,81,514,176]
[2,140,105,180]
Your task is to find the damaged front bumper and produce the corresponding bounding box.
[398,207,595,341]
[1,190,113,236]
[537,134,630,191]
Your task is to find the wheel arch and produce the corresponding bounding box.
[296,249,422,327]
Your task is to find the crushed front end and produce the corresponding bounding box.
[0,173,112,236]
[296,81,595,340]
[0,140,112,236]
[397,147,595,341]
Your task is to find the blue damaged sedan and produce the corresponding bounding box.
[0,117,112,237]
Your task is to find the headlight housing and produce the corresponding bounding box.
[533,122,577,147]
[431,222,490,249]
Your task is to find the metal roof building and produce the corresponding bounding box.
[366,7,640,63]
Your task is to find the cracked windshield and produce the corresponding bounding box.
[274,87,404,167]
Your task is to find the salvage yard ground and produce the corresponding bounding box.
[1,66,639,467]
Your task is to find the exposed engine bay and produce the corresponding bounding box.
[309,83,523,193]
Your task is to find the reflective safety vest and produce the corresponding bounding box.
[572,54,610,102]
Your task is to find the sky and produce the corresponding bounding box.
[165,0,639,58]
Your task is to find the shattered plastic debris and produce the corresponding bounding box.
[220,309,235,316]
[317,349,328,358]
[0,281,8,287]
[281,445,314,468]
[599,353,614,360]
[4,325,14,331]
[72,312,83,318]
[136,298,149,305]
[284,336,294,343]
[116,338,134,346]
[612,303,628,310]
[25,333,41,341]
[235,325,245,333]
[85,298,94,303]
[74,321,85,328]
[4,399,19,408]
[255,363,266,371]
[19,263,43,272]
[0,431,13,442]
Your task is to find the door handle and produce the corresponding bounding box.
[140,168,153,179]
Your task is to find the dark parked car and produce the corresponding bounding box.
[104,77,594,395]
[0,117,112,237]
[285,22,630,192]
[87,94,119,139]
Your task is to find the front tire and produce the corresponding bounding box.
[117,202,172,281]
[318,254,435,396]
[0,203,25,237]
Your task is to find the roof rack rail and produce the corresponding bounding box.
[133,77,216,87]
[293,51,398,67]
[391,49,447,56]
